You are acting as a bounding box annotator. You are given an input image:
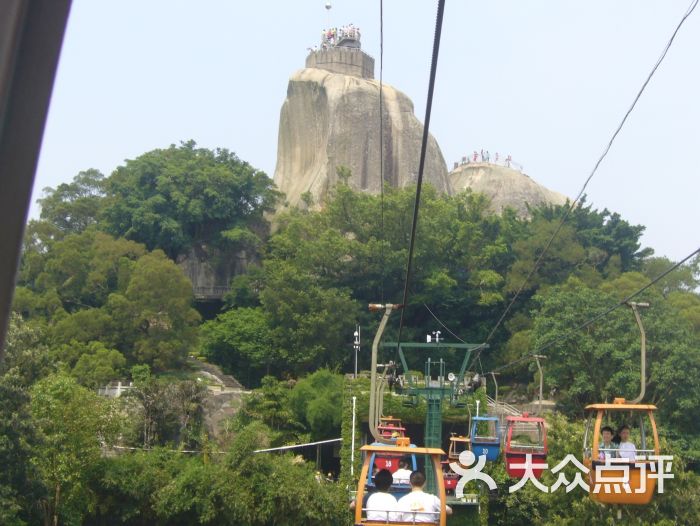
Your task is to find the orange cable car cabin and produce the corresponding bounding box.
[583,398,660,505]
[355,444,448,526]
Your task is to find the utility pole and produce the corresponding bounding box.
[353,325,361,378]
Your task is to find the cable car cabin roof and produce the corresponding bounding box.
[585,399,657,411]
[361,445,445,456]
[505,414,545,423]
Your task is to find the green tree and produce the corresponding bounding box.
[642,255,700,296]
[234,376,306,445]
[199,307,280,385]
[530,275,700,443]
[126,365,207,449]
[106,250,200,369]
[37,169,106,236]
[289,369,344,440]
[70,341,126,389]
[101,141,280,258]
[30,373,117,525]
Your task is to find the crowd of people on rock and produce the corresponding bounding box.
[454,149,524,172]
[308,24,361,51]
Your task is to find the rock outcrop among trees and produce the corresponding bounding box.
[273,68,450,209]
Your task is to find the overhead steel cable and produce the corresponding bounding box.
[454,0,698,366]
[396,0,447,347]
[378,0,386,303]
[483,0,698,348]
[533,245,700,356]
[423,302,468,343]
[478,0,699,350]
[482,245,700,375]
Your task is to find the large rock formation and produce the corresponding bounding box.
[449,162,568,217]
[273,66,450,209]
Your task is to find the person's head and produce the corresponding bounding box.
[409,470,426,489]
[618,425,631,442]
[399,458,411,470]
[373,469,393,492]
[601,426,614,443]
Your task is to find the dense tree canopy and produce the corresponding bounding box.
[7,142,700,524]
[101,141,280,258]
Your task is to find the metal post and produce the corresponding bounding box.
[351,395,356,477]
[533,355,545,415]
[628,302,649,404]
[368,304,397,443]
[490,372,499,407]
[353,325,360,379]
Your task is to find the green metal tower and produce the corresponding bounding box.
[383,342,487,492]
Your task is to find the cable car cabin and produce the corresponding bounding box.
[504,413,548,479]
[377,416,406,439]
[442,460,459,496]
[583,398,660,505]
[470,416,501,461]
[447,434,470,460]
[355,444,448,526]
[367,438,417,481]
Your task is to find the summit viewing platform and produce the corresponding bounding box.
[305,24,374,79]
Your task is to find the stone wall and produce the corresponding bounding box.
[305,48,374,79]
[177,244,252,301]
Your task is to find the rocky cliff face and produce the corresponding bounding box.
[177,244,252,301]
[449,163,568,217]
[273,68,450,209]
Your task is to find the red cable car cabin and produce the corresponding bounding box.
[442,460,459,495]
[504,413,548,479]
[377,416,406,439]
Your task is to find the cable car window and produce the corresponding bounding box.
[473,419,498,441]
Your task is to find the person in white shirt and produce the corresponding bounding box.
[398,471,452,523]
[616,425,637,461]
[392,458,413,485]
[366,469,400,522]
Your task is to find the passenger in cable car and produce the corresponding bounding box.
[615,424,637,461]
[366,469,400,522]
[598,425,618,461]
[397,471,452,523]
[392,458,413,485]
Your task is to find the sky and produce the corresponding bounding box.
[32,0,700,261]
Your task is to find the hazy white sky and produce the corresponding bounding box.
[33,0,699,261]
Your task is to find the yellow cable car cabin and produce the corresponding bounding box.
[583,398,660,505]
[447,434,470,460]
[355,444,448,526]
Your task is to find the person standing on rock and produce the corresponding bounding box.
[480,149,484,162]
[473,151,478,162]
[495,152,499,164]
